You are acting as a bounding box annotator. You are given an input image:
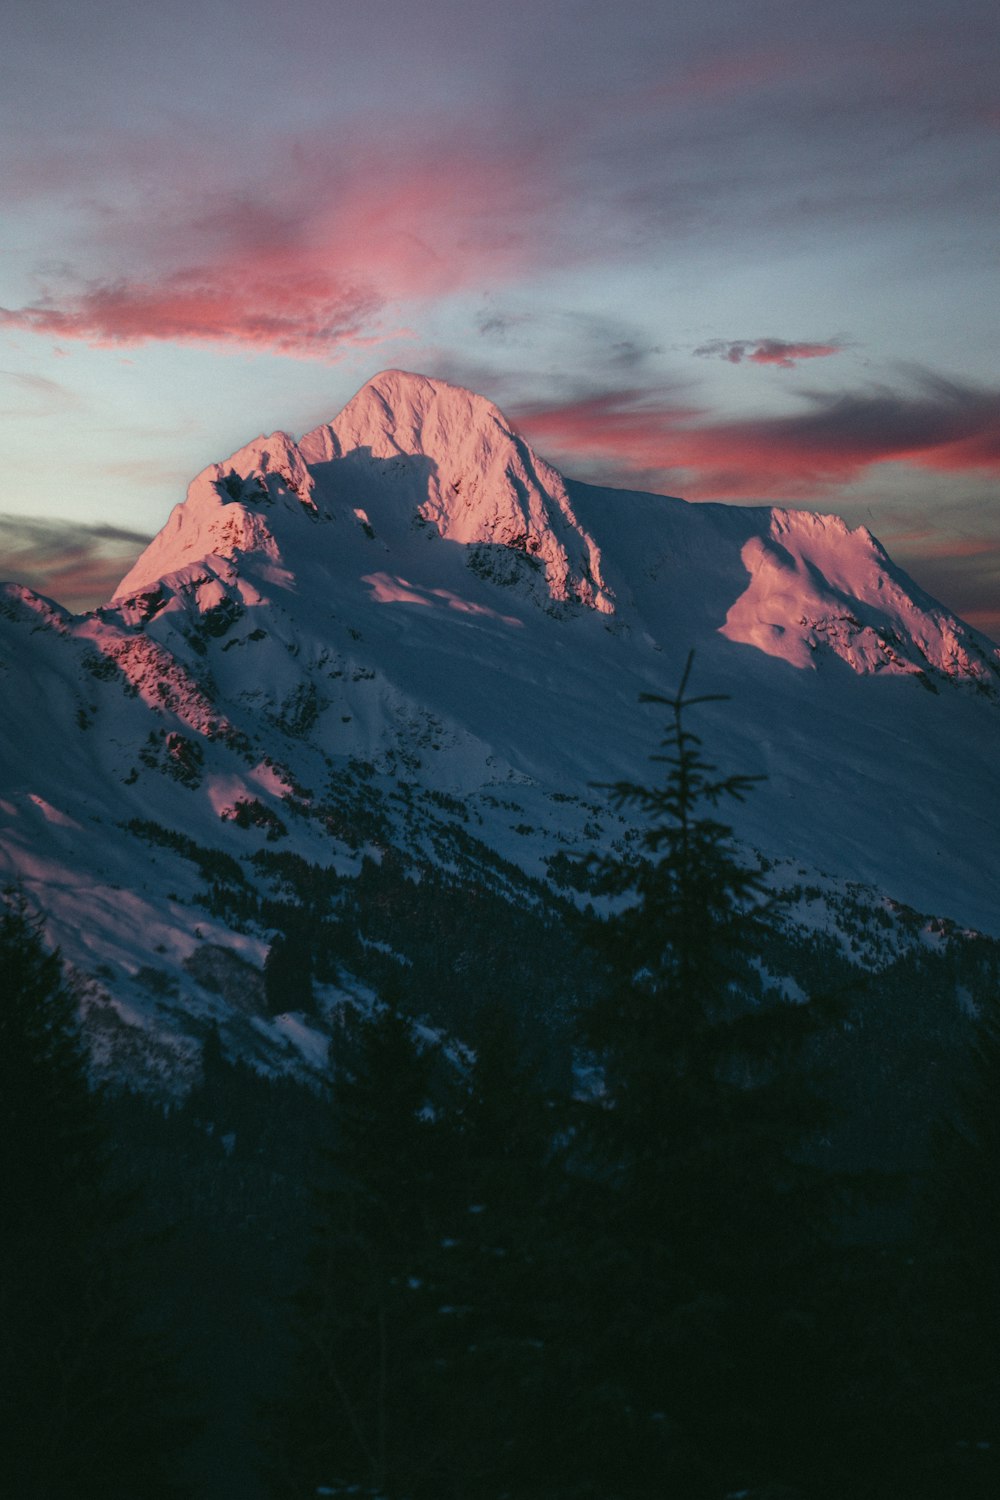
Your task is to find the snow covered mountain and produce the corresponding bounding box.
[2,370,998,1088]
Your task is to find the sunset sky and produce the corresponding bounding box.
[2,0,998,635]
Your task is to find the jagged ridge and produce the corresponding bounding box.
[116,371,615,616]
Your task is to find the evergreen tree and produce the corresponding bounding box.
[573,657,842,1495]
[424,1013,573,1498]
[270,995,461,1499]
[270,998,584,1500]
[906,990,1000,1496]
[0,890,192,1498]
[264,921,315,1015]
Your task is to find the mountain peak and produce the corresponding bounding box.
[113,371,615,615]
[719,505,997,685]
[300,369,615,613]
[299,370,514,465]
[113,428,318,600]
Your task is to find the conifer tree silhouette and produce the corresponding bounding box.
[0,890,191,1498]
[575,656,839,1495]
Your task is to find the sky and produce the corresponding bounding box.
[1,0,998,636]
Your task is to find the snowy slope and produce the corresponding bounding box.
[2,370,998,1085]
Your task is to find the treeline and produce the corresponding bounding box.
[258,664,1000,1498]
[4,661,999,1497]
[127,813,588,1059]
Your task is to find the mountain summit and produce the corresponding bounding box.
[116,371,615,615]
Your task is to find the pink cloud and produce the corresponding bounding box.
[514,388,847,499]
[0,137,564,358]
[514,377,1000,501]
[2,272,383,355]
[694,338,844,369]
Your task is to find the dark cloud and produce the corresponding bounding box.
[0,514,150,613]
[694,339,845,368]
[475,311,532,339]
[472,306,665,390]
[514,372,1000,501]
[743,374,1000,475]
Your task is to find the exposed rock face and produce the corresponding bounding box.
[117,371,615,616]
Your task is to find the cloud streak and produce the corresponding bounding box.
[0,515,150,613]
[694,338,845,368]
[1,274,385,356]
[515,374,1000,500]
[0,368,84,416]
